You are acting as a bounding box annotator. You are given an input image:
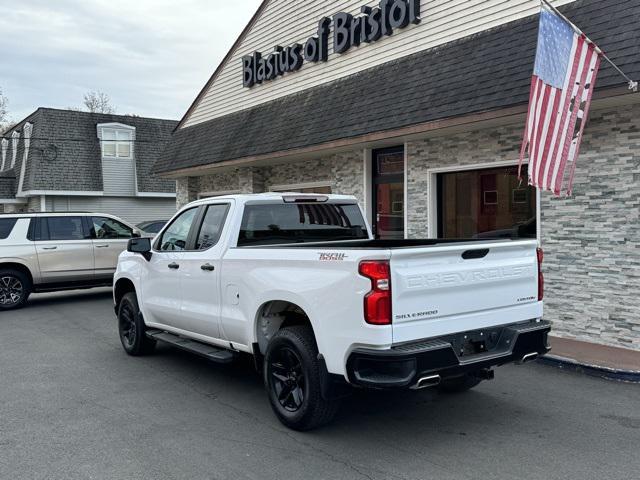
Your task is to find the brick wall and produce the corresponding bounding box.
[406,103,640,351]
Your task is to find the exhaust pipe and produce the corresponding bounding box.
[410,374,441,390]
[519,352,539,364]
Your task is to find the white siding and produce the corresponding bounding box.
[102,158,136,196]
[183,0,575,127]
[46,196,177,225]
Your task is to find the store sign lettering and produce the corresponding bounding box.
[242,0,421,88]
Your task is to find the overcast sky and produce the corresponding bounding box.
[0,0,262,122]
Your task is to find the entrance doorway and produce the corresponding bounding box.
[372,146,404,239]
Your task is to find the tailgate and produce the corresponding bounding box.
[390,240,542,344]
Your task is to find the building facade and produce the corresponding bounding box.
[0,108,178,224]
[156,0,640,351]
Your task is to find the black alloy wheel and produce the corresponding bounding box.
[0,276,23,307]
[268,346,306,412]
[119,300,137,349]
[263,326,340,431]
[0,270,31,310]
[117,292,156,356]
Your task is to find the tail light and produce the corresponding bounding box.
[359,260,392,325]
[537,247,544,301]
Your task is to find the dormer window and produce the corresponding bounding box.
[11,131,19,168]
[97,123,135,159]
[1,139,7,171]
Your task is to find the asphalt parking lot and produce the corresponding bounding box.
[1,290,639,480]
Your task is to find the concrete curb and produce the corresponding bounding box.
[537,354,640,383]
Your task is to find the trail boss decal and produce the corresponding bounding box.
[319,253,347,261]
[242,0,421,88]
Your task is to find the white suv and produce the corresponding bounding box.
[0,212,142,310]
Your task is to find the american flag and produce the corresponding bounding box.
[518,7,601,196]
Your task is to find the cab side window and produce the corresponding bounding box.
[92,217,134,239]
[195,205,229,250]
[158,208,198,252]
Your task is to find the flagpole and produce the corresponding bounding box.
[540,0,638,92]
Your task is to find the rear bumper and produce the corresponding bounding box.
[346,320,551,389]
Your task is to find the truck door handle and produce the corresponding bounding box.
[200,263,215,272]
[168,262,180,270]
[95,245,109,248]
[42,246,58,250]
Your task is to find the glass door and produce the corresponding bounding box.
[372,146,405,239]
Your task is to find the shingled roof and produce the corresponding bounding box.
[1,108,178,195]
[155,0,640,175]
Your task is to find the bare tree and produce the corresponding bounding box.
[0,87,9,133]
[83,90,116,114]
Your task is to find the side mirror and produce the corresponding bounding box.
[127,237,152,261]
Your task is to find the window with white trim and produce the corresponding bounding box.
[436,165,536,240]
[11,131,19,168]
[22,123,32,162]
[97,123,135,159]
[1,138,7,171]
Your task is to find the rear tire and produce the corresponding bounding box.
[438,373,482,393]
[118,292,156,356]
[264,326,340,431]
[0,269,31,311]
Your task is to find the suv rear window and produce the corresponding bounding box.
[0,218,17,239]
[238,203,368,246]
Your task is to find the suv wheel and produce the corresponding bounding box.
[118,292,156,355]
[264,325,340,431]
[0,269,31,310]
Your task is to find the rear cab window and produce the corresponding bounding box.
[195,204,229,250]
[0,218,18,239]
[238,202,369,246]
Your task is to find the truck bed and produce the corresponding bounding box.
[239,238,513,249]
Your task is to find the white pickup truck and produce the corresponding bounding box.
[114,193,549,430]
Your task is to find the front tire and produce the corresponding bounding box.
[264,326,340,431]
[0,269,31,311]
[118,292,156,356]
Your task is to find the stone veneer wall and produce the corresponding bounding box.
[406,103,640,351]
[174,103,640,350]
[176,151,365,208]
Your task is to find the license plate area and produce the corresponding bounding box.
[447,327,507,358]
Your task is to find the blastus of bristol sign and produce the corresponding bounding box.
[242,0,421,88]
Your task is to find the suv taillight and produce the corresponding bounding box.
[359,260,392,325]
[537,247,544,301]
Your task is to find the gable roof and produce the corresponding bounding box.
[1,108,178,195]
[155,0,640,176]
[176,0,270,130]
